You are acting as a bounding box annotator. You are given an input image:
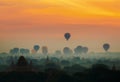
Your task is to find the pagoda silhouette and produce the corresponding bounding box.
[7,56,37,72]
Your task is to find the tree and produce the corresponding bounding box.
[42,46,48,55]
[91,64,109,72]
[61,60,70,66]
[72,57,81,63]
[55,50,62,55]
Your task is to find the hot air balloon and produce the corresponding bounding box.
[82,47,89,54]
[31,49,36,54]
[42,46,48,55]
[63,47,72,55]
[34,45,40,52]
[64,33,71,41]
[103,43,110,52]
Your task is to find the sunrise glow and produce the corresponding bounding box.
[0,0,120,53]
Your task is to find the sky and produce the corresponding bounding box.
[0,0,120,53]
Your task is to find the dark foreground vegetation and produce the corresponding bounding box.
[0,67,120,82]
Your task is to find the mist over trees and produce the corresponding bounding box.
[0,42,119,82]
[7,43,112,56]
[0,32,117,77]
[55,50,62,55]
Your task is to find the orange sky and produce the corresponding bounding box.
[0,0,120,53]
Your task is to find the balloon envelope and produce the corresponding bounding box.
[103,43,110,51]
[64,33,71,40]
[82,47,88,53]
[34,45,40,52]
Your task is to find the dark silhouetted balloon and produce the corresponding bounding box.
[103,43,110,51]
[64,33,71,41]
[34,45,40,52]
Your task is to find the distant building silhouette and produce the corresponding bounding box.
[46,56,50,64]
[7,56,37,72]
[112,64,116,71]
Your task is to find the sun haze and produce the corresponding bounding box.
[0,0,120,53]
